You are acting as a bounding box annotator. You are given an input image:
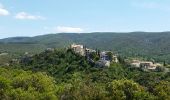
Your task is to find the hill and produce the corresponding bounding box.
[7,48,170,99]
[1,32,170,63]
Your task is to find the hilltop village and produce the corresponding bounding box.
[71,43,118,67]
[70,43,168,72]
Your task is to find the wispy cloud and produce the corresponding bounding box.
[44,26,84,33]
[15,12,45,20]
[55,26,84,33]
[131,1,170,11]
[0,3,10,16]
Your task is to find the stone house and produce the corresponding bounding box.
[71,44,85,56]
[130,60,163,71]
[100,51,110,61]
[100,51,118,63]
[140,62,156,70]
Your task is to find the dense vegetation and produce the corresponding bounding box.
[1,32,170,99]
[0,68,58,99]
[1,48,168,100]
[1,32,170,63]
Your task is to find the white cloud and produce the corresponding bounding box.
[55,26,84,33]
[131,1,170,11]
[15,12,45,20]
[0,3,10,16]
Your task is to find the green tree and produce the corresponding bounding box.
[153,81,170,100]
[106,79,154,100]
[106,52,113,61]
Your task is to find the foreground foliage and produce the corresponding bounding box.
[0,68,58,100]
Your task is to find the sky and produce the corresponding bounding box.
[0,0,170,39]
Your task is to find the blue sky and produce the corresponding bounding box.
[0,0,170,39]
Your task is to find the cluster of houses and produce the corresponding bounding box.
[70,43,169,72]
[71,43,118,67]
[129,59,163,71]
[96,51,119,67]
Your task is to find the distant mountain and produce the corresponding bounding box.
[1,32,170,63]
[0,37,32,43]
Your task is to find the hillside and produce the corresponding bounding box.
[1,32,170,63]
[5,48,170,99]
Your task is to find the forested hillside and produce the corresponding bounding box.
[2,48,169,100]
[1,32,170,63]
